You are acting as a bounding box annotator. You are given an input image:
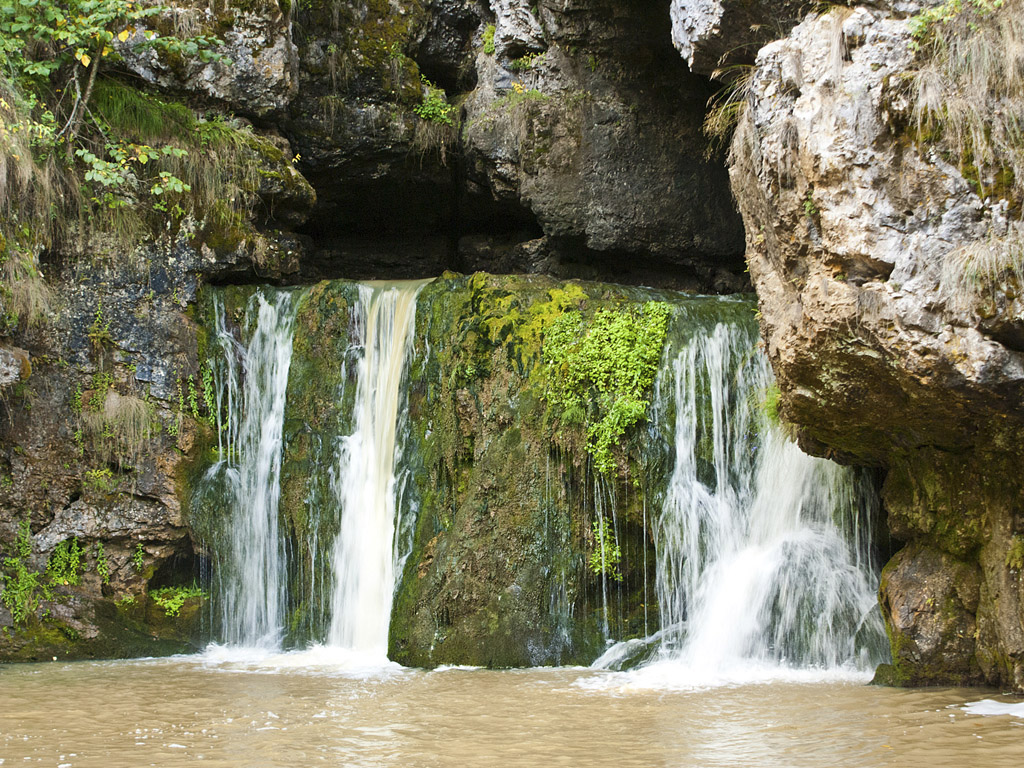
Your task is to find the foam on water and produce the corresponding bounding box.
[963,699,1024,718]
[194,643,405,677]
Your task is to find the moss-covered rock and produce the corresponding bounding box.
[278,281,360,643]
[388,273,687,667]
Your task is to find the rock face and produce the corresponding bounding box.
[390,274,663,666]
[0,242,211,660]
[115,0,751,290]
[669,0,817,76]
[120,0,300,118]
[729,5,1024,688]
[458,0,746,291]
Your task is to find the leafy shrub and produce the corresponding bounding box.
[47,538,85,586]
[1,518,47,625]
[149,584,206,617]
[413,77,456,126]
[95,541,110,585]
[543,302,671,474]
[509,51,544,71]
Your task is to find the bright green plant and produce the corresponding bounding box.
[131,542,144,572]
[483,23,496,55]
[201,362,216,426]
[187,375,200,419]
[509,51,544,71]
[149,584,206,617]
[588,517,623,581]
[543,302,671,474]
[95,541,110,585]
[413,76,456,126]
[87,301,112,350]
[47,537,85,586]
[0,0,222,146]
[1,518,48,625]
[802,191,818,218]
[83,467,116,492]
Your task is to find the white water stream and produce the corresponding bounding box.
[206,288,883,683]
[327,281,424,657]
[596,319,886,684]
[210,292,298,649]
[206,283,423,659]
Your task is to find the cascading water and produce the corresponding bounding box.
[207,291,299,649]
[327,282,424,657]
[198,282,423,659]
[596,311,887,682]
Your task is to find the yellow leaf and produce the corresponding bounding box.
[138,154,148,165]
[79,54,91,67]
[102,47,111,57]
[118,30,129,42]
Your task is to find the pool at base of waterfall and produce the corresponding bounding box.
[2,655,1022,768]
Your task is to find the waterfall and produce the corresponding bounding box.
[199,282,423,658]
[327,281,424,655]
[209,291,299,649]
[596,314,887,681]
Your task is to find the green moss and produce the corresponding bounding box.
[1006,535,1024,570]
[388,274,677,668]
[541,301,671,474]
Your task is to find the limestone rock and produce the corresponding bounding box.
[669,0,817,76]
[461,0,747,290]
[119,0,298,118]
[729,5,1024,688]
[877,543,983,686]
[0,347,30,388]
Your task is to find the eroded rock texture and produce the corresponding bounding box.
[459,0,746,290]
[112,0,749,288]
[729,5,1024,688]
[669,0,817,76]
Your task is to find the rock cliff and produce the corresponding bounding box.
[727,2,1024,688]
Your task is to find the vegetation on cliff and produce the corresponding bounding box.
[0,0,296,288]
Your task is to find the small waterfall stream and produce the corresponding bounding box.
[209,291,298,649]
[200,282,423,656]
[327,282,424,656]
[596,316,887,682]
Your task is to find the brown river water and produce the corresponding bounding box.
[2,650,1023,767]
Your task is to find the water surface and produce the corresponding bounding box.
[2,654,1022,767]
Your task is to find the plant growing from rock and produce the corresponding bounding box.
[0,518,47,625]
[413,77,456,126]
[47,538,85,586]
[542,301,671,475]
[910,0,1023,203]
[94,541,110,585]
[703,64,755,157]
[149,584,206,617]
[131,542,144,572]
[589,517,623,582]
